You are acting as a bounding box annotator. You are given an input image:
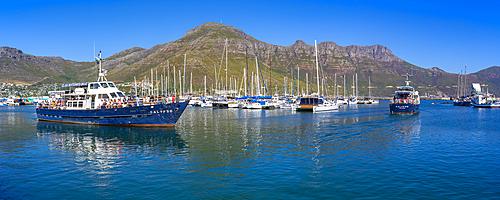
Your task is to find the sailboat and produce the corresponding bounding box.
[295,39,340,112]
[364,76,379,104]
[454,66,472,106]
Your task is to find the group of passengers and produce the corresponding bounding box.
[100,98,135,109]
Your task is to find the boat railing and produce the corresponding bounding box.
[37,95,184,110]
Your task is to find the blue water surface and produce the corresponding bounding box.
[1,101,499,199]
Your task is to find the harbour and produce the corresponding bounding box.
[2,1,500,199]
[1,101,499,199]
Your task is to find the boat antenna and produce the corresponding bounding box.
[401,70,413,86]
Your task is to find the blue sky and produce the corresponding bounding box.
[2,0,499,73]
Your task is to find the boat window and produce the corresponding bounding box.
[108,83,116,87]
[116,92,125,97]
[101,83,109,88]
[78,101,83,108]
[110,93,117,98]
[98,94,109,99]
[93,84,99,89]
[73,102,78,107]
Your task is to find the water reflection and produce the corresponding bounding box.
[36,122,186,169]
[389,114,421,136]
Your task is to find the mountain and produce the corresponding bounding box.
[1,22,498,97]
[0,47,93,84]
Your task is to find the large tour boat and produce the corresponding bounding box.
[390,73,420,114]
[36,51,188,126]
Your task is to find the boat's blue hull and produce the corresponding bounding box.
[390,103,419,114]
[36,102,188,126]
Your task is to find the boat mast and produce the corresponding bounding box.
[369,76,371,98]
[297,67,300,96]
[173,66,176,95]
[457,70,460,98]
[334,73,337,98]
[167,60,170,96]
[464,65,468,96]
[356,73,358,99]
[225,38,228,93]
[343,75,346,97]
[255,57,260,95]
[306,73,308,95]
[96,51,107,82]
[315,39,320,95]
[244,68,247,96]
[183,54,186,96]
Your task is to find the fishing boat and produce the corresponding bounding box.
[36,51,188,126]
[389,73,420,114]
[471,83,500,108]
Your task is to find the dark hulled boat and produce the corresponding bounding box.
[390,74,420,114]
[36,51,188,127]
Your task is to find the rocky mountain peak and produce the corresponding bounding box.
[183,22,255,41]
[0,47,23,56]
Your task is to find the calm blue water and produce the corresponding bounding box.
[1,101,499,199]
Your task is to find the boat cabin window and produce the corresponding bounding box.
[91,83,99,89]
[108,83,116,87]
[300,98,323,105]
[395,92,410,99]
[101,83,109,88]
[116,92,125,97]
[98,94,110,99]
[110,93,117,98]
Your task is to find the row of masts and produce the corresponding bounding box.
[457,65,469,97]
[125,39,369,99]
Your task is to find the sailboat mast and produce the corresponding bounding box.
[244,68,247,96]
[173,66,176,95]
[344,75,346,97]
[255,57,260,95]
[369,76,371,98]
[225,38,228,92]
[306,73,308,94]
[315,39,320,95]
[297,67,300,96]
[183,54,186,96]
[167,60,170,96]
[356,73,358,98]
[268,52,271,95]
[464,65,468,96]
[334,73,337,98]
